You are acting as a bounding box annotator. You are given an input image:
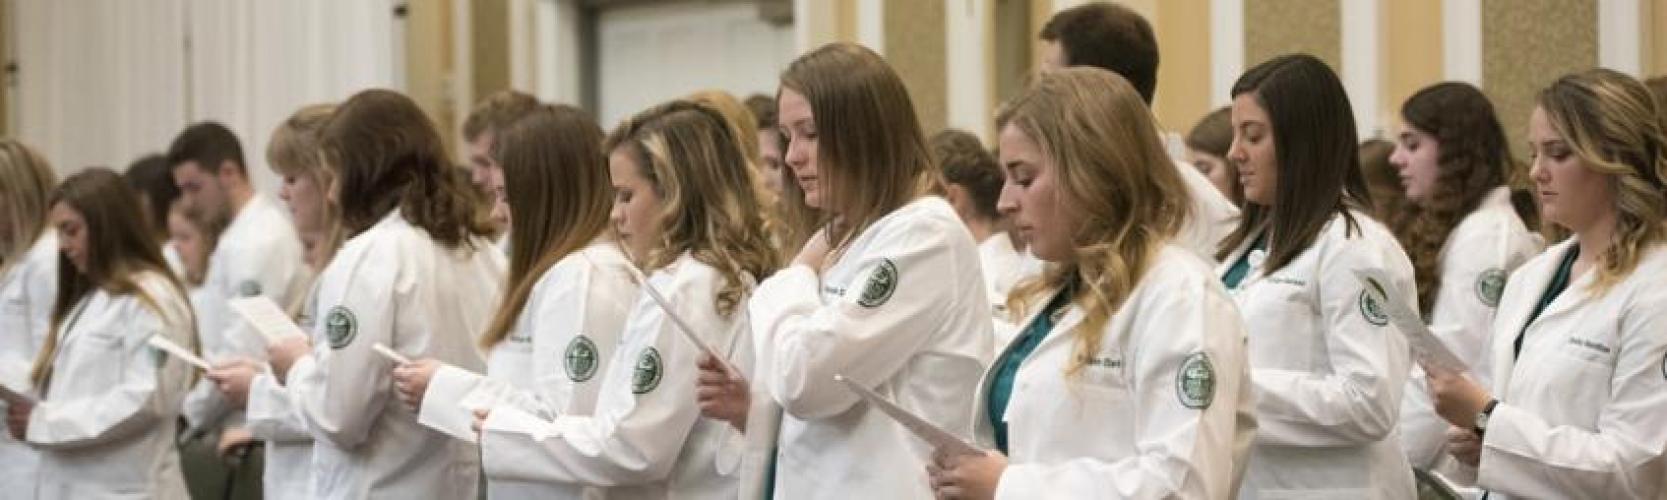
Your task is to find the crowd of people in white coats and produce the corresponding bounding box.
[2,3,1667,499]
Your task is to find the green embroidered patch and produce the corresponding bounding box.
[238,280,263,297]
[565,335,599,382]
[631,347,662,394]
[856,259,899,308]
[325,306,357,349]
[1475,268,1507,307]
[1177,352,1216,409]
[1358,278,1391,327]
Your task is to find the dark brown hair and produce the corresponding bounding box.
[931,129,1002,221]
[166,121,247,175]
[321,89,491,247]
[34,168,192,383]
[1039,2,1160,104]
[1218,54,1371,271]
[479,105,612,348]
[1395,82,1515,312]
[462,90,540,142]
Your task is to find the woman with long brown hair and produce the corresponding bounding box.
[1426,68,1667,500]
[1217,54,1418,499]
[475,99,778,498]
[387,103,641,498]
[1385,82,1543,476]
[0,139,58,498]
[696,42,993,498]
[7,168,196,500]
[261,88,507,499]
[928,67,1255,500]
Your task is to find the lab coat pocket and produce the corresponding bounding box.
[69,334,127,389]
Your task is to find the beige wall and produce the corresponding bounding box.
[1653,0,1667,75]
[1244,0,1339,71]
[1,0,8,137]
[1152,0,1212,133]
[1483,0,1597,158]
[1381,0,1444,132]
[885,0,947,134]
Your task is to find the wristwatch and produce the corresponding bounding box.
[1473,399,1499,438]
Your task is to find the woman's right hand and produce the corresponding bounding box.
[695,354,750,432]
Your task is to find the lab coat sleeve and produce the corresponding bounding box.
[1173,160,1240,262]
[28,301,193,449]
[218,235,305,359]
[289,247,400,449]
[244,372,313,443]
[995,272,1249,500]
[419,256,633,439]
[1252,236,1411,446]
[750,218,969,419]
[23,255,55,372]
[1402,221,1523,468]
[1476,289,1667,498]
[478,272,708,486]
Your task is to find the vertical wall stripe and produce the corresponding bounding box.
[1442,0,1482,84]
[1209,0,1243,108]
[1341,0,1381,138]
[1598,0,1643,75]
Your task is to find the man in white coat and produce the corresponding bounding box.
[1037,2,1239,261]
[167,122,308,496]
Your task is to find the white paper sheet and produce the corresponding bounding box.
[226,296,308,343]
[147,335,210,371]
[617,260,740,378]
[1353,269,1469,374]
[372,343,412,364]
[834,374,981,457]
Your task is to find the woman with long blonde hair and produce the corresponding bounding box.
[476,99,778,498]
[202,102,339,500]
[7,168,196,500]
[928,67,1255,499]
[0,139,58,498]
[1426,68,1667,500]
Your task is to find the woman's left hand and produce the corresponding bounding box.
[1426,367,1492,429]
[926,449,1007,500]
[391,359,441,412]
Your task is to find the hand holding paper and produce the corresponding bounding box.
[835,374,981,457]
[1352,269,1469,374]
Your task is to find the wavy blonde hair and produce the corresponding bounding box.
[605,100,781,317]
[998,67,1190,378]
[1538,69,1667,293]
[0,140,57,278]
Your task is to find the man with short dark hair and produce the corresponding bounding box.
[1038,2,1239,260]
[461,90,540,242]
[167,121,306,498]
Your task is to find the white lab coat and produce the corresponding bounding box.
[422,240,639,499]
[748,196,993,499]
[480,252,748,500]
[285,210,506,499]
[1468,239,1667,499]
[1399,187,1542,470]
[0,231,56,494]
[28,270,195,500]
[1220,210,1418,500]
[182,194,307,432]
[977,232,1029,347]
[976,245,1257,499]
[243,280,322,500]
[1174,159,1240,263]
